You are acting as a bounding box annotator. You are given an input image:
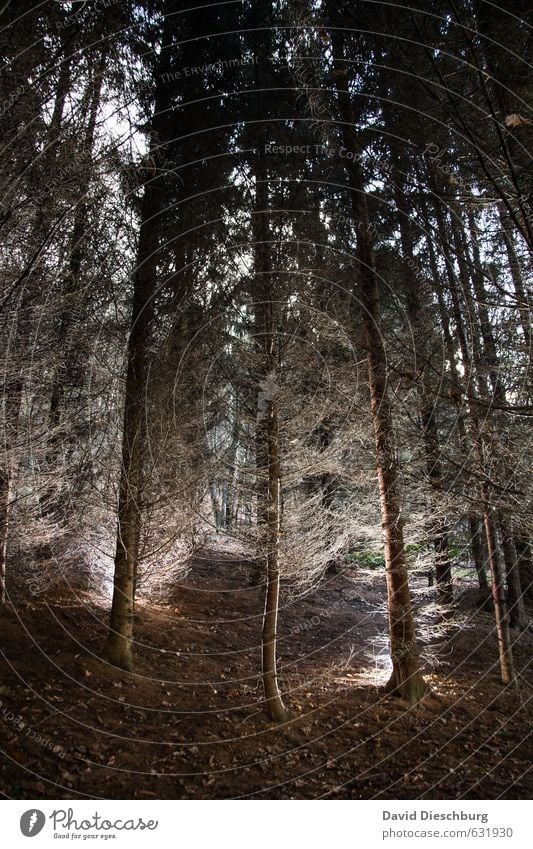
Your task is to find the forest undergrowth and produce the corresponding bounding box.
[1,550,531,800]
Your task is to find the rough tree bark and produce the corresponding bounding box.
[253,143,288,723]
[483,503,517,685]
[247,0,288,722]
[328,22,429,703]
[102,28,172,671]
[259,379,287,722]
[101,178,161,671]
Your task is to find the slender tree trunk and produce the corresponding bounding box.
[247,2,288,720]
[483,504,517,685]
[464,211,503,399]
[253,141,288,722]
[260,387,287,722]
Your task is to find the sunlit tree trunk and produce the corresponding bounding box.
[253,142,288,722]
[102,179,161,670]
[246,0,288,721]
[102,28,172,671]
[328,23,428,703]
[259,383,287,722]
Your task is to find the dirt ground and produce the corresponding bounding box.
[0,551,531,799]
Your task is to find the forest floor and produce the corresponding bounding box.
[0,548,532,800]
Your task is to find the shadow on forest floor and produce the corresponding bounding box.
[0,551,531,799]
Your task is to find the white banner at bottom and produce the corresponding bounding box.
[2,799,529,848]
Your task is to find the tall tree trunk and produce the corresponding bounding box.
[248,1,288,721]
[483,504,517,685]
[368,342,429,702]
[102,29,172,671]
[101,181,160,670]
[328,24,428,703]
[259,382,287,722]
[253,142,288,722]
